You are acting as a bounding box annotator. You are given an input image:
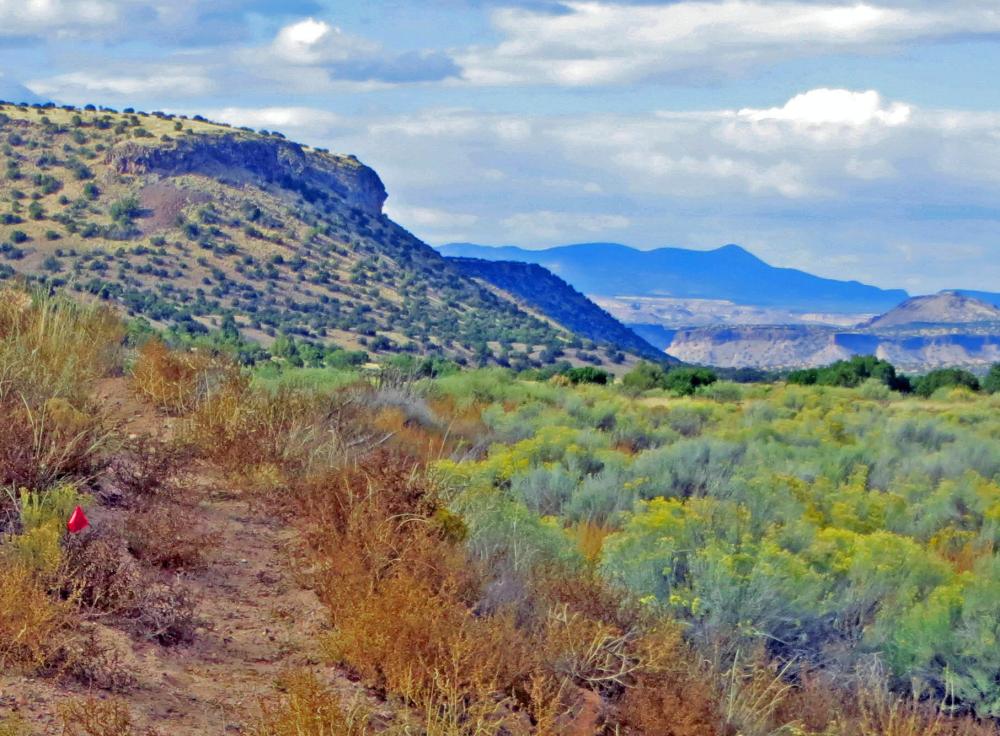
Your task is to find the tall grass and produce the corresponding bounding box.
[0,288,123,407]
[0,288,121,494]
[0,287,123,674]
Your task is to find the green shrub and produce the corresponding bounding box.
[787,355,909,391]
[565,366,611,385]
[663,367,717,396]
[984,363,1000,394]
[109,196,141,224]
[621,361,667,393]
[913,368,980,397]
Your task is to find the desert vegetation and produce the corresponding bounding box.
[3,283,1000,734]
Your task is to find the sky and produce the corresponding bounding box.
[1,1,999,293]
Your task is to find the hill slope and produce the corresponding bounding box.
[0,102,634,366]
[865,291,1000,329]
[447,256,671,361]
[440,242,909,313]
[954,289,1000,308]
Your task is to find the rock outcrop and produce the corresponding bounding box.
[107,135,387,217]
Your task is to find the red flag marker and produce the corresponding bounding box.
[67,506,89,534]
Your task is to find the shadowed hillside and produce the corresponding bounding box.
[447,256,672,362]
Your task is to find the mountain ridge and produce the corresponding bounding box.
[439,242,909,313]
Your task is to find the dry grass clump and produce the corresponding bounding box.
[61,528,145,615]
[58,697,160,736]
[769,666,1000,736]
[130,338,221,415]
[124,502,218,570]
[249,670,374,736]
[0,715,29,736]
[106,435,192,506]
[297,454,530,725]
[0,395,113,492]
[0,288,123,405]
[131,581,197,646]
[0,392,113,499]
[0,288,120,499]
[292,451,692,732]
[62,629,140,694]
[0,562,73,672]
[60,523,197,646]
[182,371,359,477]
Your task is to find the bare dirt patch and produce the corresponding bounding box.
[137,182,208,236]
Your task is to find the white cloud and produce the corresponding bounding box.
[737,88,911,127]
[270,18,377,65]
[386,204,479,229]
[0,0,120,38]
[369,109,533,140]
[615,150,813,197]
[28,68,215,99]
[383,204,481,243]
[457,1,1000,86]
[233,17,458,90]
[844,156,896,180]
[502,211,631,240]
[207,106,342,139]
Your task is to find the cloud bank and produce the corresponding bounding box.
[209,86,1000,292]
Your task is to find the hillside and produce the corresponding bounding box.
[864,291,1000,329]
[0,102,630,367]
[440,242,909,312]
[446,256,670,361]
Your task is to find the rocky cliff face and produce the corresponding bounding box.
[668,325,848,368]
[106,135,387,217]
[668,324,1000,370]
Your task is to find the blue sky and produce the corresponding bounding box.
[2,1,1000,293]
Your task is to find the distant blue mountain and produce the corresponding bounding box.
[439,242,910,313]
[0,81,44,105]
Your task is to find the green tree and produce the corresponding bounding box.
[984,363,1000,394]
[664,367,717,396]
[788,355,909,391]
[913,368,980,398]
[220,314,240,342]
[621,361,668,393]
[109,196,141,224]
[271,333,299,363]
[565,366,611,385]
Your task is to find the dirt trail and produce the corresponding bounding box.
[0,378,364,735]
